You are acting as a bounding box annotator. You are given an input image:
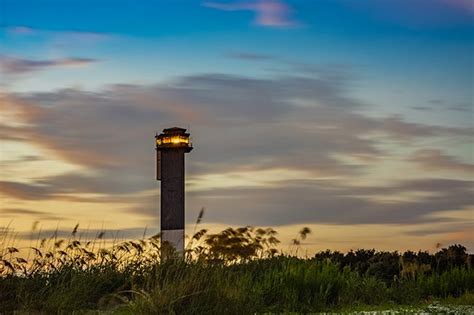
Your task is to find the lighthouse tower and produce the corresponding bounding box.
[155,127,193,255]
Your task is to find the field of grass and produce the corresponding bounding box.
[1,224,473,314]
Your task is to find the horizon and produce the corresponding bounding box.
[1,0,473,255]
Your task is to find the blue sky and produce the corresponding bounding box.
[2,1,472,124]
[1,0,473,252]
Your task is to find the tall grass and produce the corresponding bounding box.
[0,224,472,314]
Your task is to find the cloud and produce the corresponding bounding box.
[1,69,472,229]
[7,26,36,35]
[404,222,473,236]
[424,99,471,112]
[15,226,154,241]
[0,226,13,238]
[343,0,474,27]
[6,25,111,41]
[1,71,369,176]
[0,55,99,75]
[186,178,473,226]
[409,149,474,174]
[3,70,470,177]
[203,0,298,27]
[448,104,472,112]
[442,0,474,13]
[0,180,107,203]
[370,116,473,142]
[1,208,67,221]
[0,181,58,200]
[410,106,432,111]
[225,51,276,61]
[2,208,47,216]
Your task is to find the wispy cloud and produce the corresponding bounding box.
[15,226,154,241]
[344,0,474,27]
[0,180,97,202]
[7,26,37,35]
[225,51,276,61]
[443,0,474,13]
[1,208,67,221]
[409,149,474,174]
[0,55,99,75]
[6,25,111,41]
[203,0,298,28]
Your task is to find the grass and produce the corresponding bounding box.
[1,224,473,314]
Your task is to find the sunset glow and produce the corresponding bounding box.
[1,0,473,255]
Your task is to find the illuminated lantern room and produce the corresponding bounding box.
[155,127,193,151]
[155,127,193,181]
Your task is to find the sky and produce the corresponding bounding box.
[0,0,473,254]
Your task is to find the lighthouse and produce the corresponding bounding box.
[155,127,193,255]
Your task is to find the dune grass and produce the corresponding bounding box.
[1,224,473,314]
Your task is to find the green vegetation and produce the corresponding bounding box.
[1,224,473,314]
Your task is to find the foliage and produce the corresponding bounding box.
[314,244,473,282]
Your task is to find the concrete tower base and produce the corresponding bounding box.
[161,229,185,254]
